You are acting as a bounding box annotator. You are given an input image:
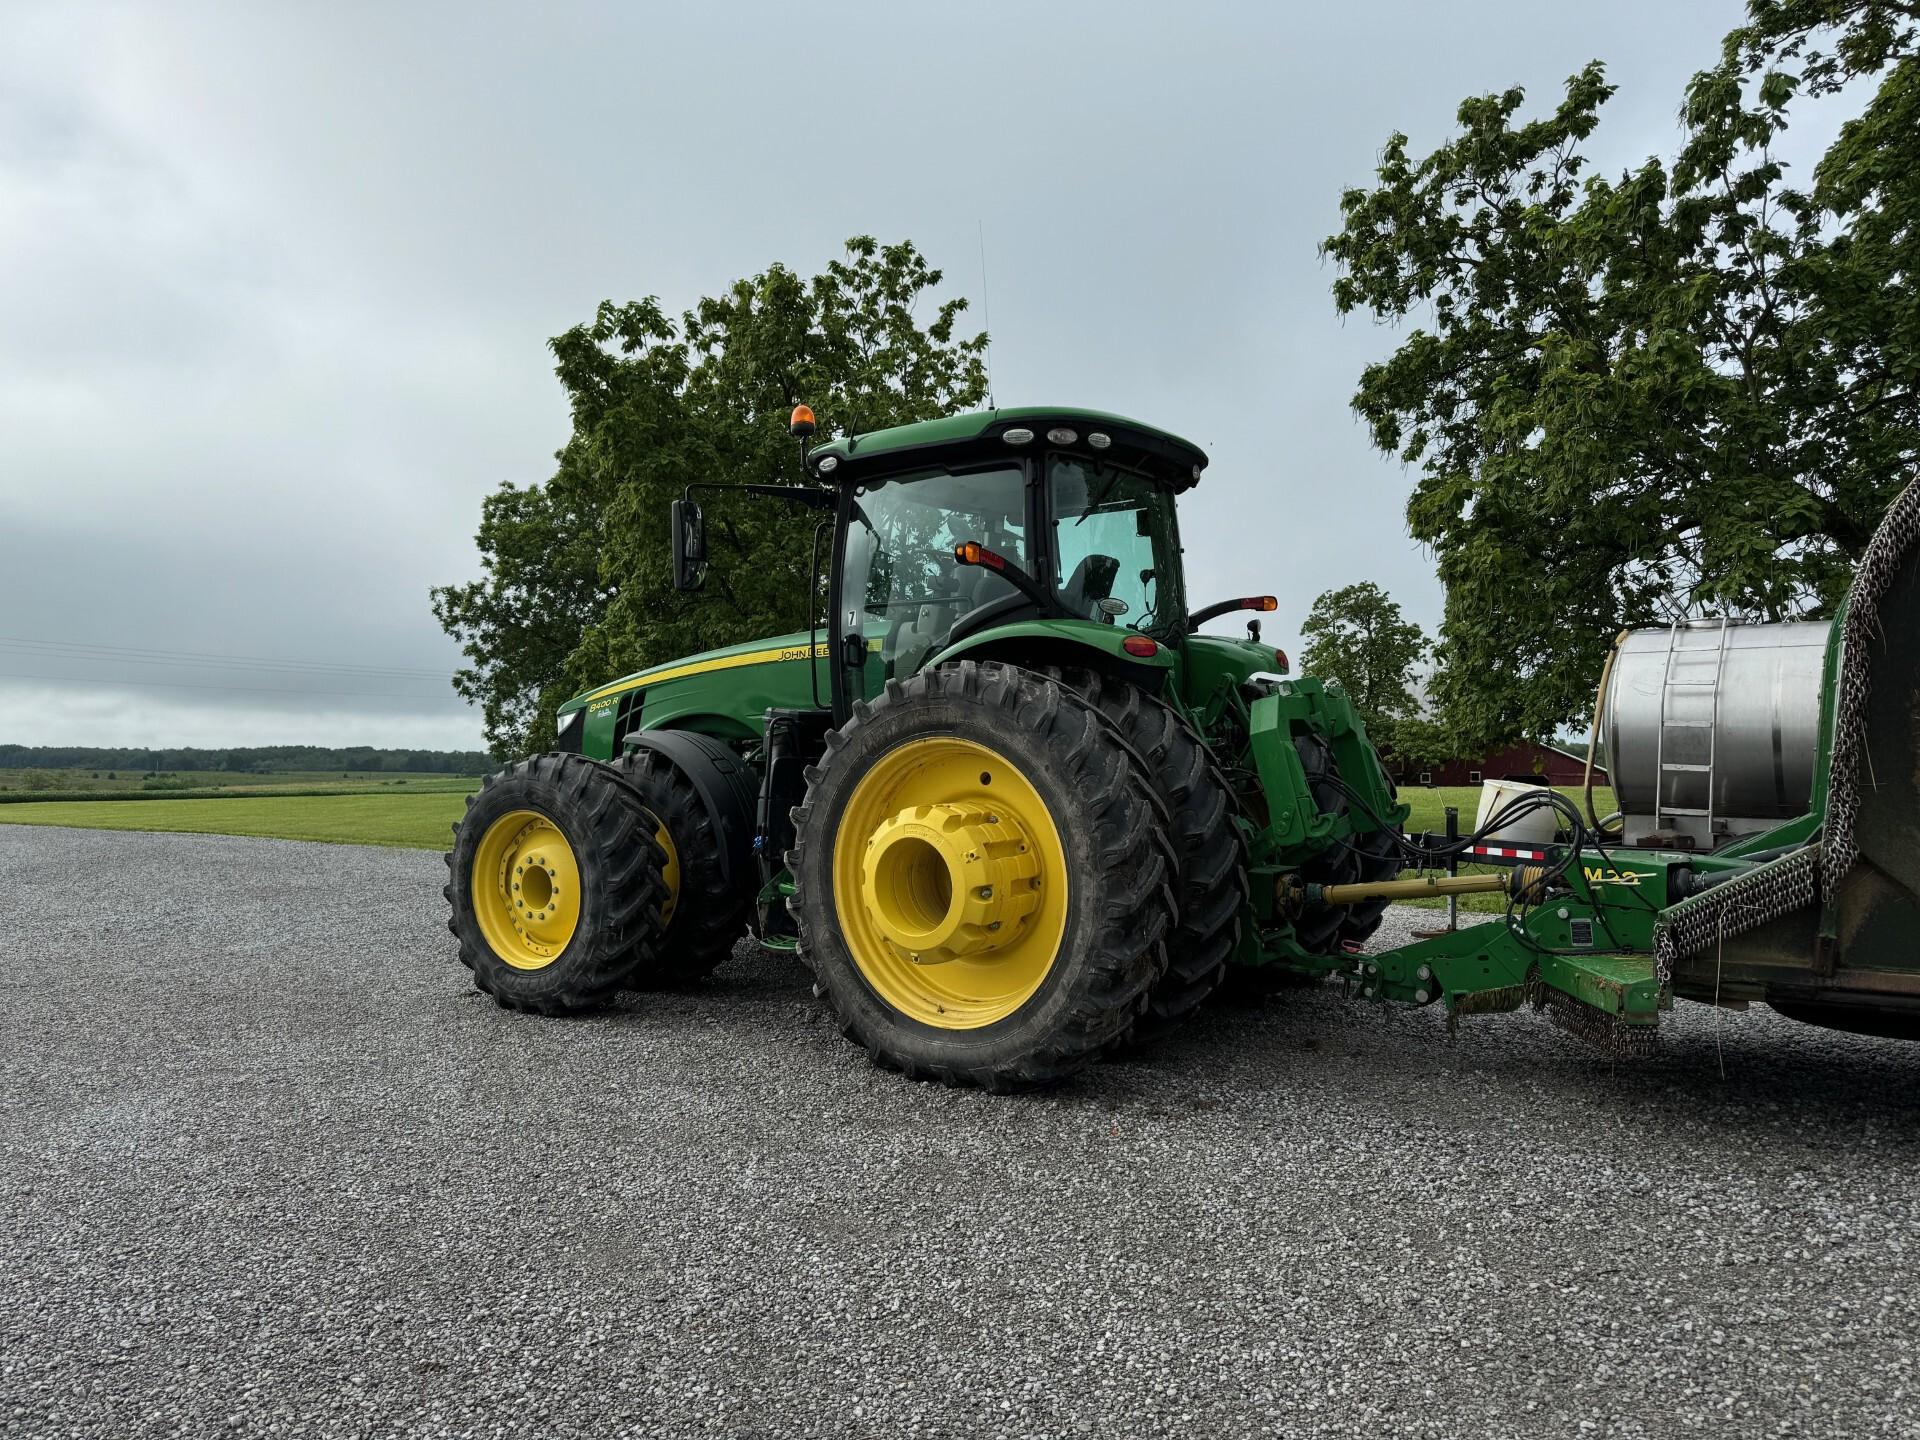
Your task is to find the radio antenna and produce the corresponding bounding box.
[977,219,995,410]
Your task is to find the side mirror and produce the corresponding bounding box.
[671,498,707,592]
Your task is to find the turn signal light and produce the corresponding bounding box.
[790,404,817,437]
[953,541,1006,571]
[1249,595,1278,612]
[1121,635,1158,658]
[1273,649,1290,673]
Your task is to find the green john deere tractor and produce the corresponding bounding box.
[446,403,1920,1088]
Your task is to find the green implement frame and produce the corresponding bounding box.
[1288,472,1920,1048]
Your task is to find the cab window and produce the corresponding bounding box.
[1048,455,1181,632]
[840,465,1027,682]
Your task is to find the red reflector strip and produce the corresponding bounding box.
[1468,844,1548,861]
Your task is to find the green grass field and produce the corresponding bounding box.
[0,789,476,849]
[1398,784,1614,835]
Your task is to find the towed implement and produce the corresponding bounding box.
[446,404,1920,1086]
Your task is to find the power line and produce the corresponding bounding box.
[0,669,471,703]
[0,635,456,679]
[0,641,456,685]
[0,634,457,682]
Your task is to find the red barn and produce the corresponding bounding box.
[1384,741,1605,789]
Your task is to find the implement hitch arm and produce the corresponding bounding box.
[1290,868,1548,907]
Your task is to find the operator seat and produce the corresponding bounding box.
[888,559,968,678]
[1060,553,1120,620]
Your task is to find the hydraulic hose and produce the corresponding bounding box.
[1584,630,1628,837]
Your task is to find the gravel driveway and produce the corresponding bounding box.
[2,826,1916,1439]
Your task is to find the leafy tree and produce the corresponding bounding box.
[432,238,988,757]
[1323,1,1918,752]
[1298,582,1429,749]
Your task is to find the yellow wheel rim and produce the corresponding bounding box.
[832,737,1068,1029]
[655,818,681,925]
[470,810,582,971]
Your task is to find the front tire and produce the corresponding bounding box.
[613,748,752,987]
[445,754,668,1014]
[790,661,1175,1090]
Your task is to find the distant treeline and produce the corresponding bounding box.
[0,745,493,775]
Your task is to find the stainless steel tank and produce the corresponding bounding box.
[1599,618,1830,847]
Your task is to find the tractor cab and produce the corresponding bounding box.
[824,419,1193,711]
[673,407,1212,724]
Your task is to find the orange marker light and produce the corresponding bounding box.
[953,541,1006,571]
[789,404,817,438]
[1250,595,1278,612]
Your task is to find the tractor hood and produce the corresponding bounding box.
[563,631,826,716]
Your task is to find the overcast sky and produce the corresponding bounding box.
[0,0,1834,750]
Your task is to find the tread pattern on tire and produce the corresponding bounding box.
[1291,735,1401,953]
[788,660,1175,1090]
[1042,665,1248,1042]
[443,753,667,1014]
[613,748,752,987]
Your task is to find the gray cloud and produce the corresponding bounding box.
[0,0,1831,749]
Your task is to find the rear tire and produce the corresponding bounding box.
[445,754,668,1014]
[790,661,1175,1090]
[1290,734,1401,953]
[1043,666,1247,1043]
[613,749,752,987]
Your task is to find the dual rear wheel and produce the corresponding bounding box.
[789,660,1190,1089]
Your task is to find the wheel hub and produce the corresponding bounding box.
[830,735,1070,1029]
[859,802,1041,965]
[471,811,583,970]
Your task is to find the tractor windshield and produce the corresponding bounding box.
[841,464,1028,682]
[1048,454,1183,633]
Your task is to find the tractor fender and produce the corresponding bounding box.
[620,728,758,886]
[923,619,1173,692]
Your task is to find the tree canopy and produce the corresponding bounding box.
[1297,582,1429,752]
[1324,0,1919,753]
[433,238,988,756]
